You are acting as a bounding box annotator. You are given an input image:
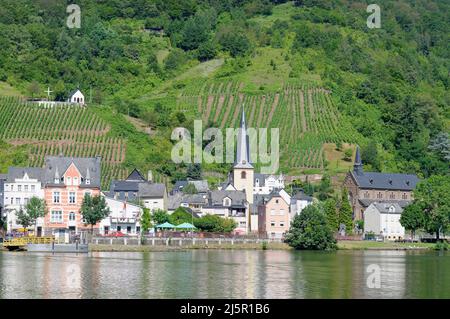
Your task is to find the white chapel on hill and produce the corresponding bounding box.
[67,89,85,105]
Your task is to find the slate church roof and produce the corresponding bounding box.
[234,107,253,169]
[350,146,419,191]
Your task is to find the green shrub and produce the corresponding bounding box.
[285,204,337,250]
[261,241,268,250]
[434,241,449,251]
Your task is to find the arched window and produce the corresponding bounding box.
[241,171,246,179]
[223,198,231,206]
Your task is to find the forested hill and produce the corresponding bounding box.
[0,0,448,185]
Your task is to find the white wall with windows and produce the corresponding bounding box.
[99,196,143,235]
[4,173,44,232]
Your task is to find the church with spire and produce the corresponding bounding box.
[232,108,255,205]
[216,106,288,233]
[344,146,420,221]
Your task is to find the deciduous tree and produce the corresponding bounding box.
[80,194,110,234]
[285,204,336,250]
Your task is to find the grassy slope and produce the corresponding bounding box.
[0,82,22,97]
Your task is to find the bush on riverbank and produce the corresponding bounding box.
[434,241,449,251]
[285,204,337,251]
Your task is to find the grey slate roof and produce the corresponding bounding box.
[206,190,247,208]
[167,193,208,211]
[173,180,209,193]
[168,193,182,210]
[126,169,146,182]
[351,146,419,191]
[44,156,101,188]
[7,167,45,183]
[138,182,166,198]
[351,171,419,191]
[370,202,404,214]
[359,199,411,208]
[108,168,165,199]
[254,173,266,186]
[109,180,140,193]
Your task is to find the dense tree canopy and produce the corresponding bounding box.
[285,204,336,250]
[0,0,448,181]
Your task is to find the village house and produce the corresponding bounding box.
[253,173,285,195]
[67,89,85,105]
[364,202,405,240]
[3,168,45,234]
[42,156,102,240]
[107,169,167,211]
[100,195,143,236]
[168,192,208,214]
[343,146,419,221]
[0,174,6,222]
[290,190,314,219]
[257,189,291,239]
[201,190,248,235]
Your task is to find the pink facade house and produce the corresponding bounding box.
[43,156,101,238]
[257,190,291,239]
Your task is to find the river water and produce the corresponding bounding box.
[0,250,448,298]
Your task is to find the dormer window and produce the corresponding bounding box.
[223,198,231,207]
[86,179,90,185]
[369,179,373,184]
[388,180,393,185]
[389,206,395,213]
[54,177,59,184]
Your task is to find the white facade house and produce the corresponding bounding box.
[290,190,314,220]
[68,89,85,105]
[100,195,143,236]
[364,202,405,240]
[253,173,285,195]
[201,190,249,234]
[3,168,45,233]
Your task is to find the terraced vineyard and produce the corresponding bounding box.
[0,97,128,188]
[179,81,361,172]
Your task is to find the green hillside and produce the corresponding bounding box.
[0,97,171,188]
[0,0,448,185]
[177,80,361,173]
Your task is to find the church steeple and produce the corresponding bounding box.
[234,106,253,169]
[353,145,363,175]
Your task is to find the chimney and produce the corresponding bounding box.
[147,170,153,183]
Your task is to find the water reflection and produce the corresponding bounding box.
[0,250,448,299]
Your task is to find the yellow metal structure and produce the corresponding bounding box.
[3,236,54,249]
